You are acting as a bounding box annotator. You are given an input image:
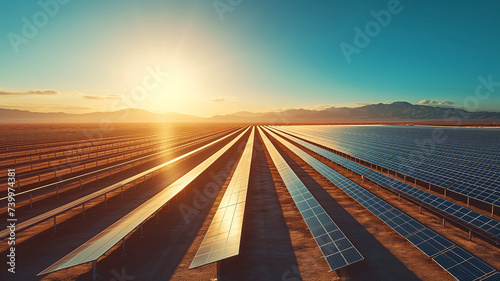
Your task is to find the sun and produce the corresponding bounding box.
[140,63,200,114]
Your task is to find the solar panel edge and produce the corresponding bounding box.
[260,127,364,272]
[189,128,255,269]
[432,246,497,281]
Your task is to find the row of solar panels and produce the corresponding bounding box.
[0,128,239,239]
[29,125,498,280]
[264,127,498,281]
[272,128,500,242]
[278,126,500,206]
[39,127,250,277]
[315,127,500,204]
[0,127,231,204]
[39,126,365,279]
[190,128,256,268]
[336,134,499,171]
[191,127,365,272]
[259,127,363,271]
[304,127,500,201]
[312,126,500,164]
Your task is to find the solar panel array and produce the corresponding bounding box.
[259,127,363,271]
[276,125,500,206]
[0,127,235,204]
[39,128,250,276]
[406,228,455,257]
[190,127,255,269]
[263,127,498,281]
[433,247,496,281]
[271,127,500,242]
[0,129,245,239]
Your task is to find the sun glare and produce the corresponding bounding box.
[140,63,200,114]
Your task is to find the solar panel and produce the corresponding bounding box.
[344,161,373,176]
[406,228,454,257]
[480,272,500,281]
[432,247,496,281]
[38,127,251,276]
[263,127,496,281]
[259,127,363,271]
[358,194,393,216]
[190,127,255,269]
[377,208,425,237]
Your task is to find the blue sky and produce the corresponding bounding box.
[0,0,499,116]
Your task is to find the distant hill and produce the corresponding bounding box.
[1,102,499,123]
[208,102,500,123]
[0,108,203,123]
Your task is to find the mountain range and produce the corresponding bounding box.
[1,102,499,123]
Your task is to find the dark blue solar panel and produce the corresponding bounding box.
[480,272,500,281]
[433,247,496,281]
[406,229,454,257]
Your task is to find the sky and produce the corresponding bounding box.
[0,0,499,117]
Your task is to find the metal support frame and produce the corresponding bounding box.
[122,238,126,256]
[92,260,97,281]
